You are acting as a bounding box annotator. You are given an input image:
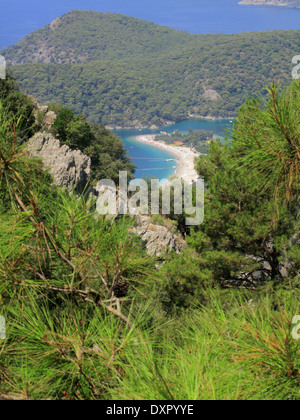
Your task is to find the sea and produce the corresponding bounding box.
[1,0,299,179]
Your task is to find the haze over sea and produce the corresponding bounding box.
[1,0,300,179]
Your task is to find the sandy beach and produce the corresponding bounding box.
[135,135,200,183]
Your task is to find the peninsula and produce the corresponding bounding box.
[239,0,300,8]
[136,135,200,183]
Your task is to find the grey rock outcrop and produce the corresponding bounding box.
[34,103,57,128]
[132,216,186,257]
[27,132,91,192]
[203,89,221,101]
[43,111,57,127]
[93,184,186,257]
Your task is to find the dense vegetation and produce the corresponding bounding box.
[0,72,36,136]
[1,10,300,127]
[155,129,214,154]
[0,74,299,400]
[0,75,135,185]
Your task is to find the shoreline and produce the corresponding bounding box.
[135,135,200,184]
[107,115,235,131]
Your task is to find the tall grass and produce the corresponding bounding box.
[108,291,300,400]
[1,286,299,400]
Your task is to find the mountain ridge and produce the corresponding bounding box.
[2,10,195,65]
[2,10,300,128]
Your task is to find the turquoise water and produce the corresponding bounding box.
[115,119,232,180]
[1,0,300,49]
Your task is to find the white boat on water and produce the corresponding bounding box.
[166,159,174,162]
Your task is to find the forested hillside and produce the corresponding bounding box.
[1,10,300,127]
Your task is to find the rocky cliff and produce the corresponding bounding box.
[132,216,186,257]
[27,132,92,192]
